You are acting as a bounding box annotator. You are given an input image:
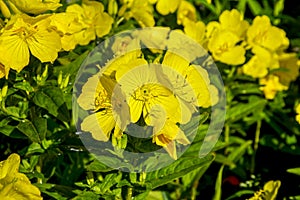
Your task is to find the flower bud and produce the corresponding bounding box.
[0,0,11,18]
[1,82,8,97]
[7,0,21,14]
[108,0,118,16]
[57,71,63,86]
[42,64,48,78]
[62,74,70,88]
[120,134,127,149]
[112,134,117,147]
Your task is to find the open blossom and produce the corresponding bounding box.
[274,53,299,87]
[247,15,289,52]
[50,12,83,51]
[0,154,42,199]
[150,0,181,15]
[177,0,197,25]
[119,0,155,27]
[77,73,129,140]
[242,46,279,78]
[206,9,248,65]
[218,9,249,39]
[65,1,114,46]
[0,14,61,76]
[183,20,206,46]
[118,64,181,124]
[207,30,246,65]
[259,75,288,99]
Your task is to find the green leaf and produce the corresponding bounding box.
[13,81,34,92]
[231,83,262,96]
[145,191,169,200]
[274,0,284,16]
[33,86,70,122]
[247,0,262,15]
[227,140,252,163]
[225,190,255,200]
[287,167,300,176]
[236,0,247,14]
[26,143,45,155]
[145,154,215,189]
[86,159,114,172]
[212,165,224,200]
[5,106,22,118]
[133,191,150,200]
[72,191,100,200]
[17,117,47,143]
[54,51,90,80]
[98,173,122,194]
[215,154,236,168]
[181,158,212,196]
[226,97,267,123]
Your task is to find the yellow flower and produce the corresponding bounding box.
[242,46,273,78]
[218,9,249,39]
[247,15,289,52]
[183,20,206,46]
[274,53,299,87]
[103,50,148,81]
[0,14,61,73]
[177,0,196,25]
[111,36,134,56]
[295,104,300,124]
[207,30,246,65]
[162,52,218,111]
[66,1,114,45]
[152,118,189,159]
[78,74,129,140]
[117,64,180,124]
[151,0,181,15]
[0,153,42,199]
[131,27,170,53]
[50,12,83,51]
[7,0,61,14]
[259,75,288,99]
[120,0,155,27]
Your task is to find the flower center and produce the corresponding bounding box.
[133,84,158,101]
[94,87,110,111]
[217,43,229,54]
[14,25,38,40]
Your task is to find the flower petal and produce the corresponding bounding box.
[81,111,115,141]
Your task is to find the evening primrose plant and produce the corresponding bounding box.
[0,0,299,199]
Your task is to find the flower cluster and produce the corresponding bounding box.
[1,0,298,101]
[77,35,218,159]
[0,153,42,199]
[183,9,299,100]
[0,0,113,78]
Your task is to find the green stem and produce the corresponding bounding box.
[251,120,262,174]
[224,124,230,154]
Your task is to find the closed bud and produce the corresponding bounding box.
[0,0,11,18]
[120,134,127,149]
[112,134,117,147]
[62,74,70,88]
[7,0,21,14]
[86,172,94,186]
[108,0,118,16]
[42,64,48,78]
[57,71,63,86]
[1,82,8,97]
